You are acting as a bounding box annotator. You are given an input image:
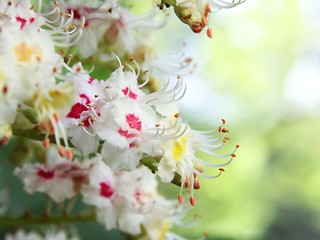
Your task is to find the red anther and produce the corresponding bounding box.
[221,119,226,124]
[0,137,9,146]
[236,144,240,148]
[190,196,197,206]
[2,85,8,94]
[43,138,50,149]
[231,153,236,158]
[206,27,213,38]
[193,172,197,179]
[184,178,191,188]
[53,113,59,122]
[191,22,203,34]
[219,168,225,172]
[184,57,192,63]
[222,128,229,133]
[194,181,201,190]
[65,149,74,160]
[178,194,184,204]
[58,145,65,157]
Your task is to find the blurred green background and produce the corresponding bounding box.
[1,0,320,239]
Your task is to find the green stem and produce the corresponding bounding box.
[0,214,96,226]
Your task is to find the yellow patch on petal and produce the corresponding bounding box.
[173,135,187,161]
[14,42,42,63]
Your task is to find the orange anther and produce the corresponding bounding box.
[155,124,161,127]
[178,194,184,204]
[221,119,226,124]
[231,153,236,158]
[58,145,65,157]
[184,178,191,188]
[206,27,213,38]
[52,67,58,73]
[174,113,180,118]
[190,196,197,206]
[201,16,207,27]
[236,144,240,148]
[76,66,82,72]
[65,149,74,160]
[43,138,50,149]
[193,173,197,178]
[194,181,201,190]
[53,113,59,122]
[219,168,225,172]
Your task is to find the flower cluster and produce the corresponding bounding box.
[0,0,244,239]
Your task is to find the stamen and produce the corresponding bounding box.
[190,196,196,206]
[58,145,65,157]
[43,138,50,149]
[178,194,184,204]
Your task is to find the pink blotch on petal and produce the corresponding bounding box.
[122,87,138,100]
[126,114,141,131]
[16,16,27,30]
[99,182,114,198]
[66,103,89,119]
[37,168,55,180]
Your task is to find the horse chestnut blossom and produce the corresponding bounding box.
[0,0,245,238]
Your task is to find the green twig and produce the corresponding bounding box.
[0,214,96,226]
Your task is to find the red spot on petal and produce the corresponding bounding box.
[88,77,93,83]
[126,114,141,131]
[37,168,55,180]
[118,129,136,138]
[29,17,35,23]
[99,182,114,198]
[122,87,138,100]
[79,94,91,104]
[67,103,89,119]
[16,16,27,30]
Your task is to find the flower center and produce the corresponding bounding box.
[14,42,42,63]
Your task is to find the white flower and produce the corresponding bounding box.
[14,148,90,203]
[57,0,119,57]
[80,157,118,230]
[64,63,104,156]
[104,7,164,54]
[81,159,116,209]
[157,119,238,206]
